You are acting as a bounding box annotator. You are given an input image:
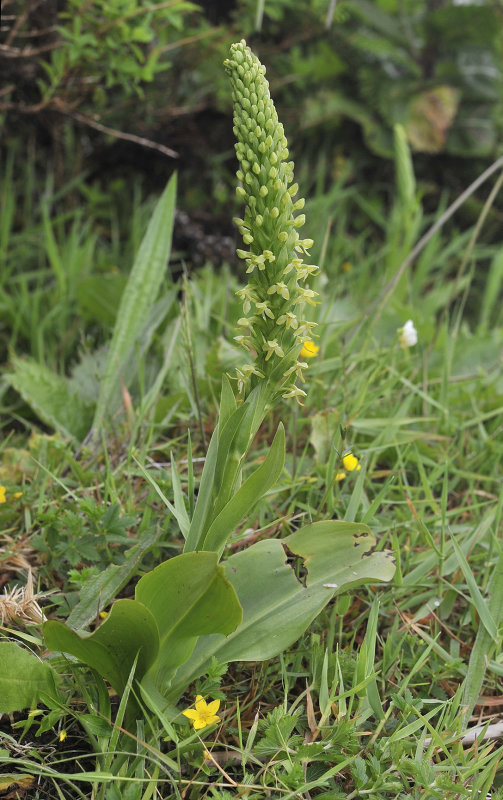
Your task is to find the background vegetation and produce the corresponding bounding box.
[1,0,503,797]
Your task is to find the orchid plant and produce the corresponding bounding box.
[0,41,395,737]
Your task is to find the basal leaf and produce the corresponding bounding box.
[135,551,242,689]
[7,356,93,442]
[167,521,395,700]
[66,526,160,630]
[44,598,159,695]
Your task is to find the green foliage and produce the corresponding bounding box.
[40,552,242,724]
[6,356,94,442]
[0,643,59,714]
[4,176,177,441]
[292,0,503,158]
[1,11,503,800]
[169,521,395,700]
[93,174,177,433]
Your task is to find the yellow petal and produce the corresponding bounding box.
[342,453,359,472]
[195,696,208,713]
[182,709,199,720]
[193,718,208,730]
[206,699,220,716]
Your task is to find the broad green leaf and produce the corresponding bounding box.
[93,173,177,432]
[0,642,59,713]
[201,423,285,553]
[44,598,159,696]
[6,357,93,442]
[136,551,242,688]
[167,521,395,700]
[66,526,160,630]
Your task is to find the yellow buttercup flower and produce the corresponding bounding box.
[342,452,361,472]
[299,340,319,359]
[182,695,221,730]
[335,471,347,482]
[0,486,6,504]
[59,730,67,742]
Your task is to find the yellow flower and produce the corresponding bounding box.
[335,471,347,482]
[59,730,67,742]
[300,340,319,359]
[182,695,221,730]
[342,452,361,472]
[0,486,6,504]
[13,492,23,499]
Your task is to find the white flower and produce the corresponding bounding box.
[399,320,418,348]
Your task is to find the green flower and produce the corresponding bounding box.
[225,40,319,402]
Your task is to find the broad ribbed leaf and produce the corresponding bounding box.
[167,521,395,699]
[0,642,59,713]
[66,525,160,630]
[7,356,93,442]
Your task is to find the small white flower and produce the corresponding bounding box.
[398,320,418,348]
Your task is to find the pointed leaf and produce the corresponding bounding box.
[183,425,220,552]
[6,357,93,442]
[93,173,177,432]
[67,525,160,630]
[201,423,285,553]
[219,374,237,430]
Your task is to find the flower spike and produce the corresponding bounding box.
[225,40,320,400]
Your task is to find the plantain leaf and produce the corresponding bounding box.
[0,642,59,713]
[6,356,93,442]
[66,525,160,630]
[92,173,177,433]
